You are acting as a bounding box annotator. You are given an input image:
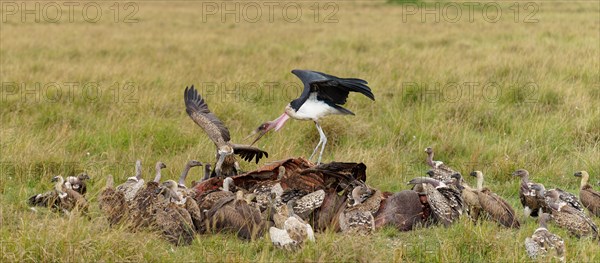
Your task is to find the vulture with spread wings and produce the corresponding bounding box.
[184,86,268,178]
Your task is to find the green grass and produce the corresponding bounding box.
[1,0,599,262]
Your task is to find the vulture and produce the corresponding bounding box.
[28,176,88,215]
[574,171,600,217]
[291,189,326,220]
[338,184,382,234]
[534,186,598,239]
[269,200,315,250]
[129,161,167,230]
[205,190,267,240]
[64,172,90,195]
[451,173,481,222]
[424,147,461,182]
[512,169,545,218]
[529,183,584,213]
[524,213,565,262]
[98,174,128,226]
[374,190,429,231]
[173,161,205,231]
[470,171,520,228]
[116,160,145,202]
[251,166,286,212]
[196,177,236,212]
[407,177,463,226]
[155,180,196,246]
[177,160,203,189]
[184,86,268,178]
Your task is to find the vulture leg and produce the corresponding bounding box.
[309,121,327,165]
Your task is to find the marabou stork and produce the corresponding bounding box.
[249,69,374,164]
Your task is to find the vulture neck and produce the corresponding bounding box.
[277,166,286,180]
[426,151,434,167]
[520,174,529,185]
[154,166,162,183]
[54,177,65,193]
[135,161,142,180]
[538,216,548,229]
[580,172,589,190]
[476,174,484,191]
[106,175,114,188]
[178,163,192,187]
[223,178,231,192]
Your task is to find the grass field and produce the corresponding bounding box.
[1,0,599,262]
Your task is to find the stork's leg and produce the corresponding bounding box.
[315,122,327,164]
[309,122,323,161]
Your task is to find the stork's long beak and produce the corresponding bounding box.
[247,128,267,146]
[246,113,290,146]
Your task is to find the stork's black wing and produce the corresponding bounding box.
[184,86,231,143]
[290,69,374,111]
[231,144,268,164]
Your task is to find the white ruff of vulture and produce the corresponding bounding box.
[524,213,566,262]
[249,69,374,164]
[116,160,145,202]
[270,200,315,251]
[470,171,520,229]
[64,172,90,196]
[424,147,461,182]
[574,171,600,218]
[184,86,268,178]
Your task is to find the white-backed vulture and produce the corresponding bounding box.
[64,172,90,195]
[128,161,166,230]
[116,160,145,202]
[574,171,600,217]
[424,147,461,182]
[205,191,267,240]
[269,200,315,250]
[98,174,128,226]
[408,177,463,226]
[470,171,520,228]
[524,213,565,262]
[512,169,546,218]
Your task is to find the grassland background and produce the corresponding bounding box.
[1,0,599,262]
